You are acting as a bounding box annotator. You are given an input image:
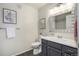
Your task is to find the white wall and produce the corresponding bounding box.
[38,3,74,40]
[0,4,38,56]
[38,4,57,35]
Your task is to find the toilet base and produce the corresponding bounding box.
[33,46,41,55]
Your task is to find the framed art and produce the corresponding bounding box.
[3,8,17,24]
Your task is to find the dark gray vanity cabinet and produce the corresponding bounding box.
[47,40,62,56]
[42,39,47,56]
[47,46,61,56]
[42,39,62,56]
[41,39,77,56]
[61,45,77,56]
[42,44,47,56]
[61,53,70,56]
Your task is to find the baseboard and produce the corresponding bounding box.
[11,48,33,56]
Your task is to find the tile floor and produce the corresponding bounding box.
[18,50,42,56]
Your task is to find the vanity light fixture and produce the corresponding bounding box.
[48,3,74,16]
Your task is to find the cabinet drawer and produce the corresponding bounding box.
[47,41,61,50]
[62,45,77,55]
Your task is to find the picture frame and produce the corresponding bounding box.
[3,8,17,24]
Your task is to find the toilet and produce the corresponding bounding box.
[32,41,41,55]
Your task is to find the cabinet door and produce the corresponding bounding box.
[62,45,77,56]
[70,53,78,56]
[42,44,47,56]
[47,46,61,56]
[62,53,70,56]
[62,52,77,56]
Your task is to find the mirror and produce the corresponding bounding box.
[48,11,72,32]
[55,12,71,30]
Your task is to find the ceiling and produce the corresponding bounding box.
[26,3,46,9]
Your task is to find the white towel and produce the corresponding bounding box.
[6,27,15,39]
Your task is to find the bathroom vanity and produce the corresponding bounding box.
[39,4,77,56]
[41,36,77,56]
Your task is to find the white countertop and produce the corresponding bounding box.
[41,35,77,48]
